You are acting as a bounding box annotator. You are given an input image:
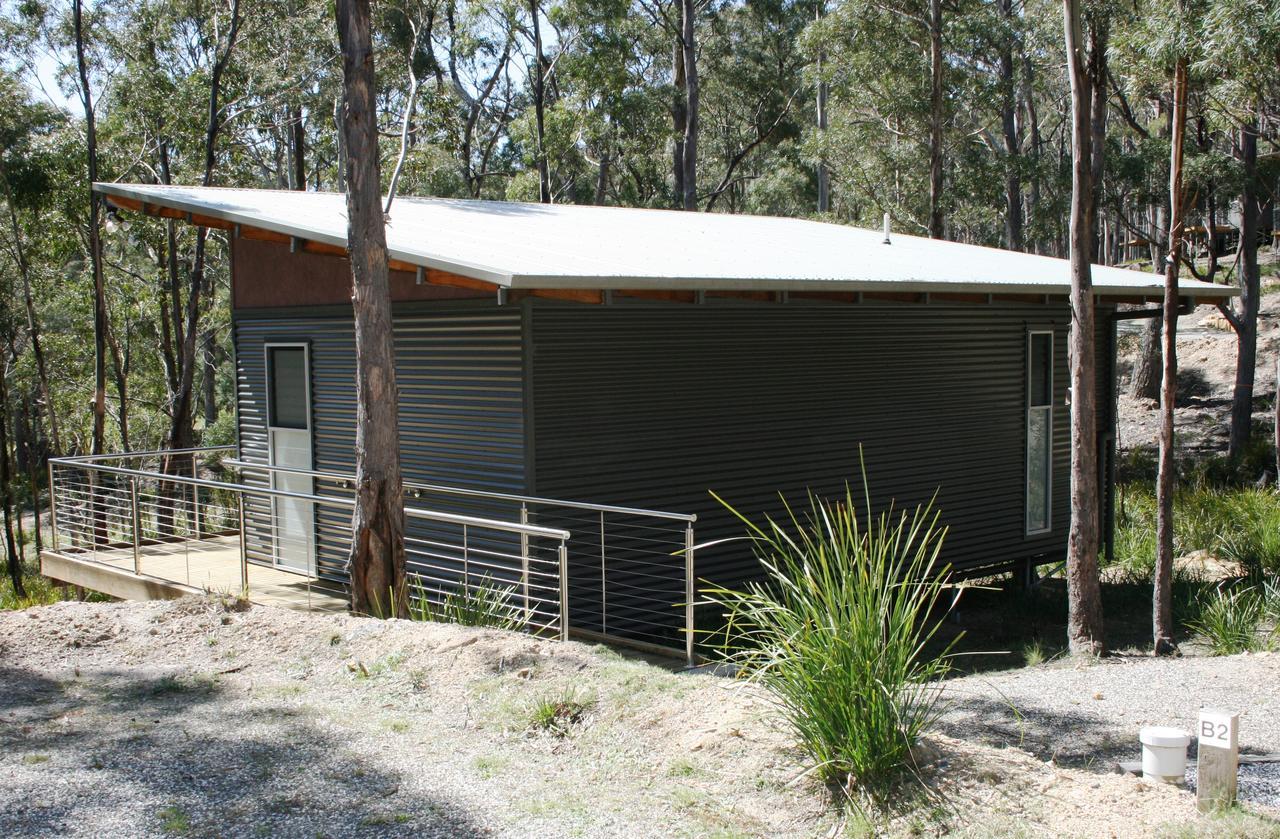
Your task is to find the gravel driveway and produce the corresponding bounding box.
[939,652,1280,807]
[3,598,1277,838]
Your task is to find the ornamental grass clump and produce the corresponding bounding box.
[703,481,956,798]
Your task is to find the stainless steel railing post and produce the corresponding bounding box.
[519,502,531,623]
[129,477,141,575]
[558,540,569,642]
[191,452,202,540]
[47,460,59,552]
[599,510,607,636]
[237,491,248,594]
[462,524,470,596]
[684,522,696,667]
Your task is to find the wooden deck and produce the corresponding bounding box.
[40,535,347,613]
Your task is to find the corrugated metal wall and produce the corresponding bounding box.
[234,305,527,583]
[528,300,1109,591]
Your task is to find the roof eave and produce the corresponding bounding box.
[505,273,1237,300]
[94,182,517,287]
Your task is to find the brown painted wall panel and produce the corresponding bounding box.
[231,236,491,309]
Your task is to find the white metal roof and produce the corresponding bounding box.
[95,183,1234,299]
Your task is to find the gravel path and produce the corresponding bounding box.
[0,598,829,839]
[3,598,1278,838]
[940,652,1280,810]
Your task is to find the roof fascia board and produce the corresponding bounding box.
[94,182,516,288]
[504,273,1236,300]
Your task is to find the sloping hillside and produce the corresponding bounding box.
[3,597,1277,838]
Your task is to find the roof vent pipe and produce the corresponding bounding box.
[882,213,892,245]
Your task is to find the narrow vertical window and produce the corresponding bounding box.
[268,346,309,430]
[1026,331,1053,534]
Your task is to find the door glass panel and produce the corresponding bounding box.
[271,428,314,572]
[1027,408,1051,533]
[1026,331,1053,534]
[267,345,314,573]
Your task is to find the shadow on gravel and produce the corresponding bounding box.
[936,692,1136,770]
[0,664,487,838]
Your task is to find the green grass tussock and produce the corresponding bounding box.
[407,576,525,630]
[703,478,955,798]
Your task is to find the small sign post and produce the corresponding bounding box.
[1196,709,1239,812]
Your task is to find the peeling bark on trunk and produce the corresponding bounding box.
[1154,56,1188,658]
[1063,0,1105,656]
[336,0,408,619]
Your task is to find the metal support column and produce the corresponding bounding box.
[558,541,569,642]
[599,510,607,635]
[237,492,248,594]
[192,453,202,540]
[129,477,141,575]
[47,461,59,552]
[684,523,696,667]
[519,503,531,623]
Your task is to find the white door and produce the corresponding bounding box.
[266,345,315,574]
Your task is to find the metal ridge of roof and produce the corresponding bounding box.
[93,182,1237,300]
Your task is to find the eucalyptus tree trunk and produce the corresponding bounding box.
[1062,0,1105,656]
[927,0,944,239]
[73,0,107,459]
[165,0,241,456]
[672,9,686,206]
[997,0,1021,250]
[1132,105,1173,401]
[1154,55,1188,657]
[292,104,307,190]
[816,1,829,215]
[530,0,551,203]
[1227,117,1260,461]
[1086,22,1108,263]
[680,0,699,211]
[336,0,409,618]
[0,173,61,457]
[0,348,22,598]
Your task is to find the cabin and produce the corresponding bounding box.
[41,183,1233,661]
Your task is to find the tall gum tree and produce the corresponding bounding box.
[336,0,409,618]
[1062,0,1105,656]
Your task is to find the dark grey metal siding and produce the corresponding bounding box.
[234,305,527,582]
[527,301,1093,590]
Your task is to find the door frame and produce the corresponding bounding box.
[264,341,316,575]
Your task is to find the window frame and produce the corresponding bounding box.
[1025,329,1054,536]
[264,343,312,432]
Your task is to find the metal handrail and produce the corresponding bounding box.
[47,456,571,542]
[55,445,238,463]
[221,458,698,523]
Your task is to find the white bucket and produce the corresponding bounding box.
[1139,726,1190,784]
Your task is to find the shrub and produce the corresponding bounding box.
[407,576,524,630]
[526,687,594,736]
[1215,492,1280,578]
[1189,586,1272,655]
[702,482,955,796]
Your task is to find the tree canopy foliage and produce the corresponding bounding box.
[0,0,1276,600]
